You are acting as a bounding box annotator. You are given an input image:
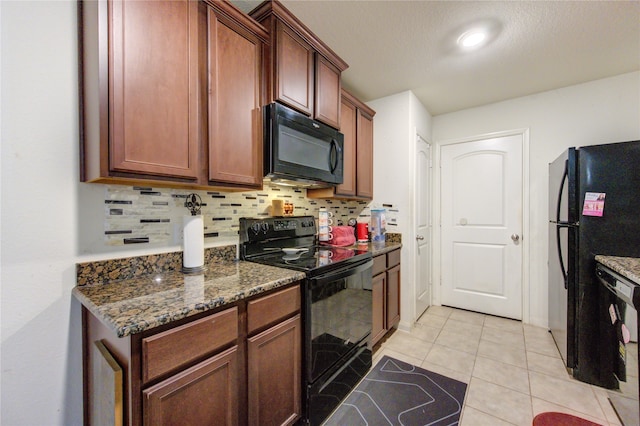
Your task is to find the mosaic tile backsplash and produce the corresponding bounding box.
[104,182,400,245]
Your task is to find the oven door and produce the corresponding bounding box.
[305,259,373,384]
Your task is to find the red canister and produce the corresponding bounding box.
[356,222,369,242]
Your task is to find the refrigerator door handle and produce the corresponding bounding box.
[554,160,570,289]
[556,224,568,289]
[555,160,568,223]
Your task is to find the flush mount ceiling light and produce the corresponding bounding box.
[442,18,502,56]
[457,28,488,49]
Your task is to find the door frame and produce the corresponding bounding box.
[413,132,432,321]
[433,128,531,323]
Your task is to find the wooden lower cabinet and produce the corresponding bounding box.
[83,283,302,426]
[248,315,301,426]
[143,346,239,426]
[371,249,402,346]
[371,272,387,345]
[386,264,401,329]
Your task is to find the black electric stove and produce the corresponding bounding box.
[239,216,371,276]
[239,216,374,426]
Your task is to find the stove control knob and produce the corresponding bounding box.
[251,223,261,234]
[261,223,269,233]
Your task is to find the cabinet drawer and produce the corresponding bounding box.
[142,307,238,383]
[387,249,401,268]
[248,284,300,335]
[373,254,387,276]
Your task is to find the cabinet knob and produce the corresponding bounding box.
[416,235,425,241]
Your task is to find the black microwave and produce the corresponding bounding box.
[264,102,344,188]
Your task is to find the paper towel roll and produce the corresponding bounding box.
[183,215,204,270]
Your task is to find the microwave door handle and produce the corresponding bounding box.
[329,139,338,173]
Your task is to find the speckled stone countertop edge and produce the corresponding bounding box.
[369,241,402,256]
[339,241,401,256]
[594,255,640,284]
[73,262,305,338]
[74,241,401,338]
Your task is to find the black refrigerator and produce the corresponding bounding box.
[549,140,640,389]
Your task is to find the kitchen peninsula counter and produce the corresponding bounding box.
[339,240,402,256]
[595,255,640,284]
[366,241,402,256]
[73,258,304,338]
[74,240,401,339]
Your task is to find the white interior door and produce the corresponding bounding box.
[415,135,431,319]
[440,134,523,319]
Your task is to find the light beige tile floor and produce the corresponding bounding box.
[372,305,639,426]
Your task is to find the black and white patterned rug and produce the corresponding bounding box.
[324,355,468,426]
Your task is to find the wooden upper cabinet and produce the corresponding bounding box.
[275,22,314,116]
[206,2,268,188]
[356,106,375,199]
[109,0,202,180]
[308,89,375,200]
[80,0,268,190]
[314,55,341,129]
[250,0,347,129]
[335,96,357,197]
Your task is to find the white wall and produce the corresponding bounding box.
[2,2,83,424]
[367,91,432,330]
[0,2,172,424]
[432,71,640,327]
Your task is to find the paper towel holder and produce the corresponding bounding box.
[182,193,206,274]
[184,193,203,216]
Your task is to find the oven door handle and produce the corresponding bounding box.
[311,259,374,285]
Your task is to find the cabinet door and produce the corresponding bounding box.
[314,55,341,129]
[371,273,387,346]
[143,346,239,426]
[386,264,401,329]
[356,109,374,198]
[275,22,314,116]
[335,97,357,197]
[248,315,301,426]
[207,7,264,187]
[110,0,200,180]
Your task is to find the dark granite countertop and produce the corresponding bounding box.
[73,240,402,339]
[361,241,402,256]
[73,260,305,338]
[595,255,640,285]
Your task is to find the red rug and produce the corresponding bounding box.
[533,411,602,426]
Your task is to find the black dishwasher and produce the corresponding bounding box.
[595,262,639,426]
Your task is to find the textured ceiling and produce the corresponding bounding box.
[231,0,640,115]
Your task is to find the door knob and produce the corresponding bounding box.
[416,235,425,241]
[511,234,520,242]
